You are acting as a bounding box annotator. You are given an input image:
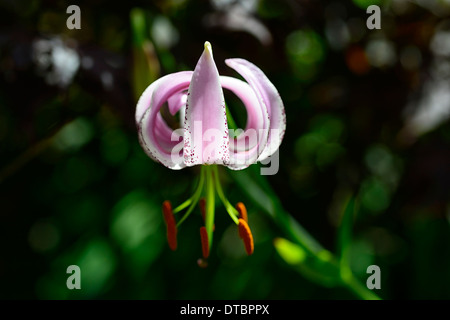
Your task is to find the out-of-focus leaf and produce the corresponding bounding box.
[110,189,164,277]
[352,0,382,10]
[274,237,340,287]
[274,237,307,264]
[286,29,326,82]
[131,8,160,102]
[75,238,117,297]
[336,195,356,280]
[228,165,324,255]
[53,118,94,152]
[360,177,390,213]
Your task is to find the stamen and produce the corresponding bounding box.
[236,202,248,223]
[238,218,254,255]
[200,226,210,258]
[199,198,206,221]
[199,198,215,231]
[174,168,206,227]
[211,166,239,225]
[162,200,177,251]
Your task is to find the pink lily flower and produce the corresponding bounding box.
[135,42,286,263]
[136,41,285,170]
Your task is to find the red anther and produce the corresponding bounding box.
[162,201,177,251]
[238,218,254,255]
[236,202,248,223]
[200,226,209,259]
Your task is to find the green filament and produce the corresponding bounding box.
[175,168,205,227]
[205,166,215,248]
[212,166,239,225]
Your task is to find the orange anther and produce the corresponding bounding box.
[238,218,254,255]
[236,202,248,223]
[162,201,177,251]
[200,226,209,259]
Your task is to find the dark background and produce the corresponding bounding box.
[1,0,449,299]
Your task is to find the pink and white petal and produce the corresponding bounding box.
[167,91,188,116]
[137,71,192,169]
[136,71,193,123]
[225,58,286,161]
[220,76,269,169]
[220,76,268,136]
[154,113,182,149]
[184,42,229,166]
[167,91,187,129]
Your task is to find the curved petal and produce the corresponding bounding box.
[167,91,187,116]
[137,71,192,169]
[167,91,187,129]
[154,113,181,150]
[184,42,229,166]
[136,71,193,123]
[220,76,268,141]
[225,58,286,161]
[220,76,269,169]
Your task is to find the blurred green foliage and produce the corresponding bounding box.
[1,0,450,300]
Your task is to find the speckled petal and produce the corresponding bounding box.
[184,42,229,166]
[220,76,268,169]
[137,71,192,169]
[225,58,286,161]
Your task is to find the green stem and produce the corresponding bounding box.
[176,167,205,227]
[205,166,215,248]
[212,166,239,225]
[173,198,192,214]
[227,166,381,300]
[229,167,321,256]
[344,274,382,300]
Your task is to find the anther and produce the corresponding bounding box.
[162,200,177,251]
[236,202,248,223]
[200,226,210,259]
[238,218,254,255]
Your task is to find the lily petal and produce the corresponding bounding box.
[225,58,286,161]
[184,42,229,166]
[167,91,187,116]
[220,76,269,169]
[136,71,192,123]
[154,113,181,150]
[167,90,187,128]
[137,71,192,169]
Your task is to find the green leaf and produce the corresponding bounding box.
[130,8,146,47]
[274,238,340,287]
[336,195,357,281]
[130,8,160,102]
[228,167,381,299]
[274,237,307,264]
[228,165,323,255]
